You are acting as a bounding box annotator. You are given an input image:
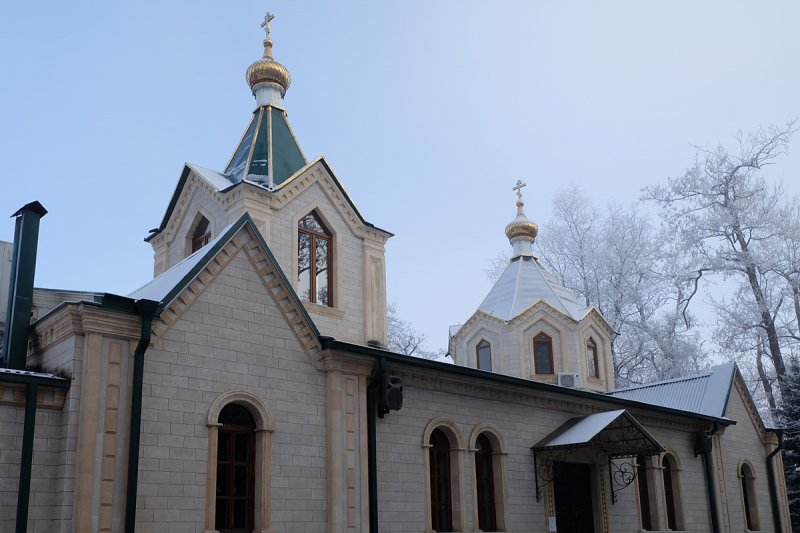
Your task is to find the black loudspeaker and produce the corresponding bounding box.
[694,429,713,456]
[378,375,403,415]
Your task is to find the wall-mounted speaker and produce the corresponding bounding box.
[378,375,403,416]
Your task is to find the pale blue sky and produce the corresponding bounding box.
[2,1,799,351]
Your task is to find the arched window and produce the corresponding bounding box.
[586,338,599,378]
[192,216,211,253]
[476,339,492,371]
[740,462,759,530]
[662,454,684,530]
[430,428,453,532]
[533,333,554,374]
[206,391,274,533]
[637,455,656,531]
[297,212,333,306]
[216,404,255,532]
[474,434,497,531]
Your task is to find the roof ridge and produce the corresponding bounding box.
[531,258,579,318]
[610,371,713,393]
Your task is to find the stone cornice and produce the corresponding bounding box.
[386,361,707,433]
[29,302,140,356]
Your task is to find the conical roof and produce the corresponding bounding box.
[478,256,588,321]
[224,105,306,187]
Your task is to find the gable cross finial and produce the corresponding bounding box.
[513,180,527,202]
[261,12,275,39]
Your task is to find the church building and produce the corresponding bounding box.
[0,14,791,533]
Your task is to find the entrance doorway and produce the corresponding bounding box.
[553,462,595,533]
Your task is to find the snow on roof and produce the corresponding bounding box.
[478,256,588,321]
[0,367,68,380]
[536,409,627,448]
[128,219,238,303]
[608,363,736,418]
[187,163,236,191]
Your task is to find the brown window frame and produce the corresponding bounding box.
[533,333,554,374]
[216,404,256,533]
[475,434,497,531]
[476,339,492,371]
[740,462,759,530]
[637,455,655,531]
[429,428,453,532]
[297,212,333,307]
[192,217,211,253]
[587,337,599,378]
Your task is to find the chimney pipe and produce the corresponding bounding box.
[2,201,47,370]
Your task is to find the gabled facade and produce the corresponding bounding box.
[144,27,391,348]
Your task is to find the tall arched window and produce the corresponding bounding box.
[533,333,554,374]
[430,428,453,532]
[662,454,684,530]
[474,434,497,531]
[476,339,492,371]
[216,404,255,532]
[192,216,211,253]
[298,212,333,306]
[740,462,759,530]
[586,338,599,378]
[637,455,656,531]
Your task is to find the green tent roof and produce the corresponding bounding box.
[224,105,306,187]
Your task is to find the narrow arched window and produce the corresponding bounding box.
[475,434,497,531]
[430,428,453,532]
[533,333,554,374]
[662,454,684,530]
[192,217,211,253]
[476,339,492,371]
[637,455,656,531]
[216,404,255,532]
[298,212,333,306]
[587,338,599,378]
[740,462,759,530]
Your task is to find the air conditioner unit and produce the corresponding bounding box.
[557,372,582,389]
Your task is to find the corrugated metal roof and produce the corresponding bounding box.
[478,256,588,321]
[608,363,736,418]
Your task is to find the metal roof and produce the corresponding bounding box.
[129,220,239,303]
[607,363,736,418]
[533,409,664,457]
[478,256,589,321]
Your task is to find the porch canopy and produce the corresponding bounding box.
[533,409,664,458]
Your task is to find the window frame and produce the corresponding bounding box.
[422,418,466,532]
[740,461,760,530]
[636,455,657,531]
[430,428,454,532]
[297,211,334,307]
[190,215,212,254]
[205,391,274,533]
[216,404,256,532]
[586,337,599,379]
[533,332,555,375]
[661,453,685,531]
[474,434,497,531]
[476,339,492,371]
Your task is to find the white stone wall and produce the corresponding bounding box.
[136,250,328,533]
[717,386,779,532]
[0,335,83,533]
[375,372,718,533]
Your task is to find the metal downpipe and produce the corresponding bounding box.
[766,430,785,533]
[700,426,721,533]
[367,356,385,533]
[15,383,38,533]
[124,299,159,533]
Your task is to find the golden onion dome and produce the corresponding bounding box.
[505,200,539,242]
[247,13,291,96]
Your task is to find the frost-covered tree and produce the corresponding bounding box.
[645,122,797,394]
[776,363,800,531]
[530,187,708,385]
[387,302,442,359]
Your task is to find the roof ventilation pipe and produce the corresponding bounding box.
[1,201,47,370]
